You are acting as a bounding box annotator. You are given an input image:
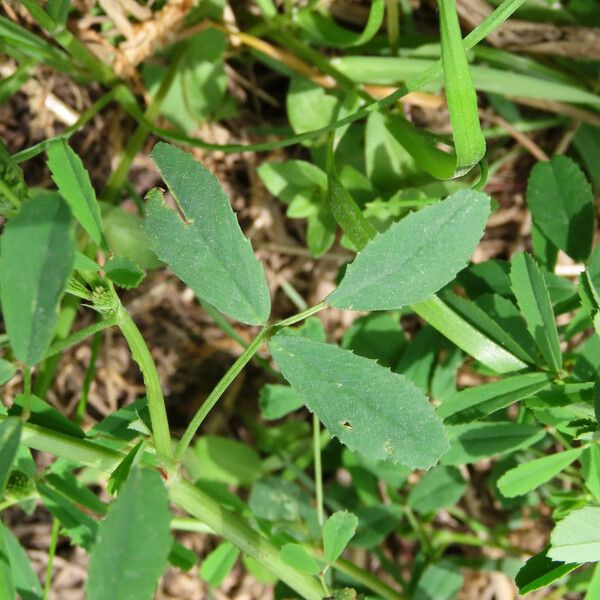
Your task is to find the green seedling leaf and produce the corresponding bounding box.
[516,546,579,594]
[185,436,263,486]
[269,331,448,469]
[168,541,197,571]
[102,205,160,270]
[145,143,270,325]
[527,156,594,262]
[510,252,562,372]
[259,384,304,420]
[0,359,16,386]
[414,561,463,600]
[498,448,583,498]
[549,506,600,563]
[105,256,146,289]
[407,465,466,514]
[3,522,44,600]
[323,511,358,564]
[327,189,490,311]
[200,542,240,587]
[439,372,552,424]
[0,418,22,495]
[9,394,84,438]
[87,468,172,600]
[108,439,145,495]
[442,422,545,465]
[0,192,75,365]
[47,140,105,247]
[281,543,320,575]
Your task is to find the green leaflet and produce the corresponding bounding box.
[0,418,22,495]
[439,372,552,423]
[0,523,15,600]
[0,359,15,386]
[47,140,105,247]
[2,523,44,600]
[549,506,600,563]
[323,511,358,564]
[86,469,172,600]
[259,384,304,420]
[295,0,384,47]
[145,143,271,325]
[327,189,490,311]
[269,331,448,469]
[510,252,562,372]
[516,547,579,595]
[407,465,466,514]
[281,544,320,575]
[200,542,240,586]
[104,256,146,289]
[527,156,594,262]
[438,0,486,176]
[0,192,75,365]
[414,562,464,600]
[497,447,583,498]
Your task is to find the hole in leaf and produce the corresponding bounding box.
[340,420,353,430]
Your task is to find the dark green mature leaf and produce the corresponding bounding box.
[0,193,75,365]
[200,542,240,586]
[9,394,84,438]
[47,140,105,246]
[510,252,562,372]
[3,522,44,600]
[145,143,270,325]
[323,511,358,564]
[327,189,490,311]
[516,547,578,595]
[549,507,600,563]
[0,417,22,494]
[497,448,583,498]
[269,332,448,469]
[168,541,197,571]
[442,422,545,465]
[352,505,403,548]
[439,372,552,424]
[108,440,145,495]
[105,256,145,289]
[407,465,466,514]
[527,156,594,262]
[87,469,172,600]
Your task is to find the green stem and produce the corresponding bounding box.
[21,366,32,420]
[386,0,400,55]
[118,309,173,462]
[404,504,432,556]
[43,518,60,600]
[76,329,102,424]
[313,413,325,529]
[334,558,407,600]
[272,302,327,329]
[174,328,269,462]
[43,314,120,360]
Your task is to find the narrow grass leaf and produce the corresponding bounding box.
[87,468,172,600]
[527,156,594,262]
[510,252,562,372]
[498,448,583,498]
[0,417,21,494]
[200,542,240,587]
[323,511,358,564]
[269,332,448,469]
[3,523,43,600]
[47,140,105,247]
[327,189,490,311]
[0,192,75,365]
[145,143,270,325]
[439,372,552,423]
[549,507,600,563]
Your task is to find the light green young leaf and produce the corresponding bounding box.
[549,506,600,563]
[407,465,466,514]
[0,417,22,495]
[510,252,562,372]
[327,189,490,311]
[47,140,105,246]
[439,372,552,424]
[323,511,358,564]
[258,160,327,205]
[0,192,75,365]
[281,543,320,575]
[497,447,583,498]
[145,143,270,325]
[86,469,172,600]
[527,156,594,262]
[200,542,240,587]
[269,332,448,469]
